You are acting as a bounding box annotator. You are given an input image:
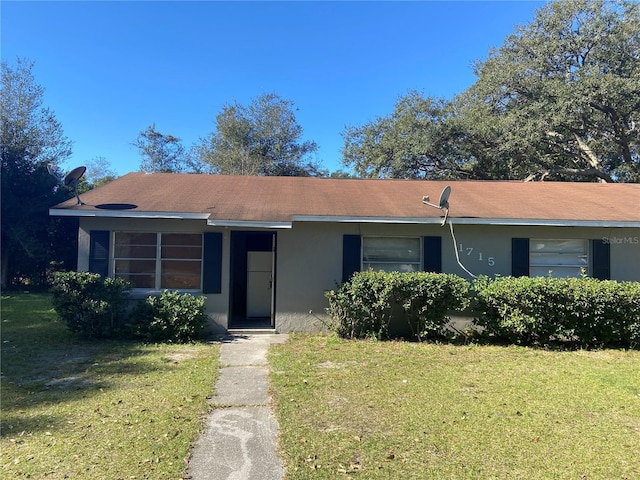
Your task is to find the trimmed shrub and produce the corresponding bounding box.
[325,270,393,340]
[325,271,469,340]
[472,276,640,348]
[51,271,131,338]
[130,290,206,343]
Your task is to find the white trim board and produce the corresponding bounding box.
[50,208,640,229]
[49,209,211,220]
[292,215,640,228]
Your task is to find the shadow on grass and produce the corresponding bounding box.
[1,344,173,437]
[1,293,195,437]
[1,412,67,439]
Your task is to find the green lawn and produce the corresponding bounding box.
[3,295,639,479]
[1,293,219,479]
[269,334,640,479]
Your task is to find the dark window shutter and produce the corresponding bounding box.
[342,235,361,283]
[591,239,610,280]
[89,230,110,278]
[512,238,529,277]
[203,232,223,293]
[423,236,442,273]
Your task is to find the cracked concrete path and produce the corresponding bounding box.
[187,334,288,480]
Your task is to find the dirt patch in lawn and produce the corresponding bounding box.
[164,350,199,364]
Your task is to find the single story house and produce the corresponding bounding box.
[50,173,640,333]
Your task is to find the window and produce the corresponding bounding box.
[114,232,156,288]
[114,232,202,289]
[362,237,421,273]
[529,239,588,278]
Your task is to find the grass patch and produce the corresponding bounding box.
[270,334,640,479]
[1,292,219,479]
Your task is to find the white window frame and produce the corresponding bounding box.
[113,232,203,292]
[529,238,589,278]
[362,236,422,273]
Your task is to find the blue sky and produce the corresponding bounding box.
[3,1,545,176]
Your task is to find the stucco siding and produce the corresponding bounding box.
[78,217,231,332]
[275,223,348,332]
[76,217,639,334]
[607,229,640,281]
[273,222,639,331]
[438,224,640,280]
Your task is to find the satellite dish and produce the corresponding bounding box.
[438,185,451,209]
[422,185,476,278]
[422,185,451,225]
[47,165,86,205]
[64,166,86,187]
[63,166,86,206]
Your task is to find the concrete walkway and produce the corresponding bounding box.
[187,334,288,480]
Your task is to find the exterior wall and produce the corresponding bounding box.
[78,217,231,333]
[440,224,640,281]
[275,222,447,332]
[607,229,640,281]
[77,217,640,334]
[275,222,640,332]
[274,223,349,333]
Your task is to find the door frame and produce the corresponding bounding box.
[229,231,276,328]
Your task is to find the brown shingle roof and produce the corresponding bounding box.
[50,172,640,225]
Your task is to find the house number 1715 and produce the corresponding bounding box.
[458,244,495,266]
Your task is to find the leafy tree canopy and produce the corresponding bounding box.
[342,0,640,182]
[342,92,471,179]
[1,58,75,288]
[84,156,118,188]
[463,0,640,182]
[1,59,73,174]
[198,93,322,176]
[133,124,190,173]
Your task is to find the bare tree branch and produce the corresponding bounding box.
[572,133,611,182]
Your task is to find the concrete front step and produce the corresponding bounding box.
[227,328,278,335]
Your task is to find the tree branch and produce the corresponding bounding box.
[572,133,612,182]
[527,167,614,183]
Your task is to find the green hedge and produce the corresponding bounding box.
[52,271,640,348]
[51,271,131,338]
[326,272,639,348]
[472,276,640,348]
[129,290,207,343]
[325,271,469,340]
[51,272,207,342]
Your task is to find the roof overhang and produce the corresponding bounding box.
[292,215,640,228]
[449,218,640,228]
[206,219,293,229]
[49,209,640,228]
[49,209,211,220]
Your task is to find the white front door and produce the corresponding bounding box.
[246,251,273,318]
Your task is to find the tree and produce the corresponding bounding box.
[342,92,474,179]
[1,59,75,288]
[133,124,190,173]
[198,93,322,176]
[85,156,118,187]
[341,0,640,183]
[460,0,640,182]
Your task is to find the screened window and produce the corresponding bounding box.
[114,232,157,288]
[529,239,588,278]
[114,232,202,289]
[362,237,421,273]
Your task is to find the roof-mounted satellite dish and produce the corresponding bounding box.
[422,185,451,225]
[64,166,86,206]
[48,164,86,205]
[421,185,477,278]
